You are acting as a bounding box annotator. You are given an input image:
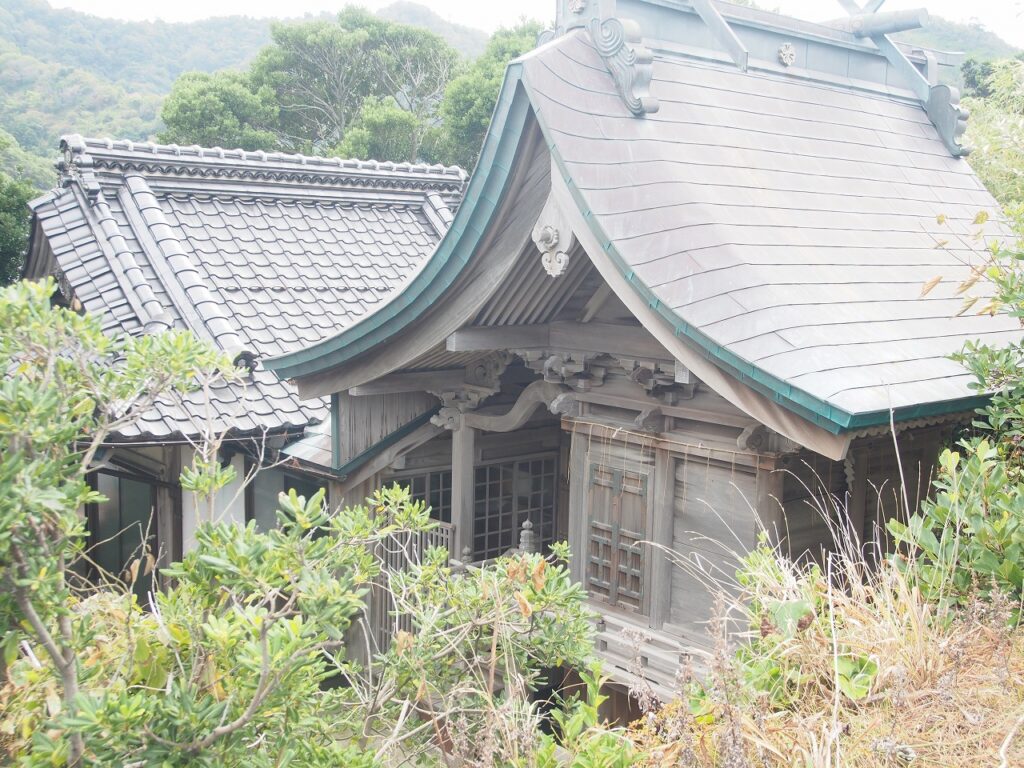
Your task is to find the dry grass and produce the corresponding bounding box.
[631,509,1024,768]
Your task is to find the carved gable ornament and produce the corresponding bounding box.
[532,191,577,278]
[540,0,659,117]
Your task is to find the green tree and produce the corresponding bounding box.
[335,97,421,162]
[249,15,378,152]
[370,18,460,158]
[0,278,233,764]
[431,21,542,170]
[159,71,280,151]
[0,169,33,285]
[964,59,1024,210]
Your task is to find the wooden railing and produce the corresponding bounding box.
[366,518,541,654]
[368,522,453,653]
[590,609,707,701]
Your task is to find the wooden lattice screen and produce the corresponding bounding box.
[586,464,649,615]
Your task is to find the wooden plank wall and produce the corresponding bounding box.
[778,449,848,562]
[669,453,760,649]
[779,424,952,563]
[338,391,439,465]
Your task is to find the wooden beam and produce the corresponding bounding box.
[649,448,675,630]
[446,325,549,352]
[462,380,565,433]
[574,391,758,430]
[576,283,613,324]
[838,9,926,36]
[691,0,749,72]
[349,369,465,396]
[548,322,672,360]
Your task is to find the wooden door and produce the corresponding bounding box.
[585,463,650,615]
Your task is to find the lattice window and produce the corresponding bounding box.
[405,470,453,523]
[586,464,648,615]
[473,457,558,561]
[391,456,557,561]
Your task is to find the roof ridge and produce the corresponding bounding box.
[60,134,468,184]
[121,174,250,357]
[87,189,171,333]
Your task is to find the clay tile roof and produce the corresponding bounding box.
[28,135,466,439]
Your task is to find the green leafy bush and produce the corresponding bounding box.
[889,442,1024,610]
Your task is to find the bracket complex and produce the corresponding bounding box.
[540,0,658,116]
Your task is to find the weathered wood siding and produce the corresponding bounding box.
[337,391,438,465]
[669,454,760,648]
[779,450,849,562]
[779,425,952,563]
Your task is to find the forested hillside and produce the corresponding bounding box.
[896,16,1020,60]
[0,0,1018,189]
[0,0,486,186]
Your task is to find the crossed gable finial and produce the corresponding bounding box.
[836,0,969,157]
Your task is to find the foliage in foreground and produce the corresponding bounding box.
[631,536,1024,767]
[0,278,595,765]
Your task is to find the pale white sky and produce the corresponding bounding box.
[48,0,1024,47]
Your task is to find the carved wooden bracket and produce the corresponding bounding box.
[737,424,801,455]
[532,191,577,278]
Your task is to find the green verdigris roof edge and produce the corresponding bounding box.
[264,65,531,380]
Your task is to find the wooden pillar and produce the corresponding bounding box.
[451,424,476,560]
[755,458,786,550]
[846,448,868,556]
[649,448,675,630]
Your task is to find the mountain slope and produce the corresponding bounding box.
[895,17,1020,60]
[0,0,273,95]
[377,1,488,57]
[0,0,492,186]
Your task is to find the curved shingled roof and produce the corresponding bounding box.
[265,2,1020,437]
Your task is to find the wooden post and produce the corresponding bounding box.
[451,424,476,560]
[649,448,674,630]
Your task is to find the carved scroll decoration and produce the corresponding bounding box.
[532,191,577,277]
[540,0,658,117]
[589,15,659,116]
[927,84,970,158]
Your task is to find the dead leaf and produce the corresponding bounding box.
[936,213,947,225]
[531,559,547,592]
[514,591,533,618]
[44,685,61,717]
[660,742,682,767]
[955,274,981,295]
[957,296,980,316]
[973,210,990,226]
[395,630,414,655]
[920,275,943,297]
